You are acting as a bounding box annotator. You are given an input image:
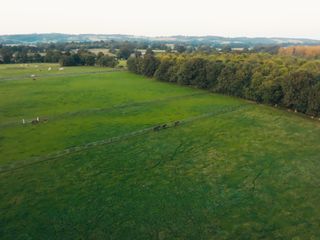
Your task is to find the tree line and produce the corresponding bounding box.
[127,51,320,117]
[0,40,285,66]
[0,41,171,64]
[0,46,118,67]
[57,50,118,67]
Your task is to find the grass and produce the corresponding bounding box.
[0,63,115,80]
[1,64,320,239]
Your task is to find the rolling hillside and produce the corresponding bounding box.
[1,33,320,47]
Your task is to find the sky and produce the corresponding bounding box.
[1,0,320,39]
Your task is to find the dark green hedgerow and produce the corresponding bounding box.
[128,52,320,116]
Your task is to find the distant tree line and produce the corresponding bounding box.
[58,50,118,67]
[0,41,171,63]
[0,45,118,67]
[0,40,286,66]
[0,45,43,63]
[128,52,320,117]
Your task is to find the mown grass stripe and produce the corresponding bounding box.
[0,69,125,82]
[0,105,249,174]
[0,92,206,128]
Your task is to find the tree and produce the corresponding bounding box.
[97,56,118,67]
[14,51,28,63]
[307,82,320,116]
[206,60,224,89]
[221,46,232,53]
[174,44,187,53]
[59,53,81,66]
[117,44,134,59]
[82,54,96,66]
[44,51,63,63]
[215,62,237,95]
[127,56,140,73]
[154,57,174,81]
[177,57,207,87]
[59,55,76,66]
[260,77,284,104]
[0,48,12,63]
[282,70,317,113]
[141,50,159,77]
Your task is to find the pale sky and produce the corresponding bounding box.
[1,0,320,39]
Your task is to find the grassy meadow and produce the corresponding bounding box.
[1,64,320,239]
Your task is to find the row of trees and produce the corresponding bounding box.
[59,50,118,67]
[0,41,169,64]
[0,46,118,67]
[36,41,170,53]
[128,52,320,116]
[0,45,43,63]
[0,41,285,65]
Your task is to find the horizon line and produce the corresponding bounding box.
[0,32,320,41]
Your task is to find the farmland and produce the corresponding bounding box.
[1,64,320,239]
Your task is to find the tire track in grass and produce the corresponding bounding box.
[0,92,206,128]
[0,69,125,82]
[0,105,250,174]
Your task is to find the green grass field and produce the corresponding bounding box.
[1,64,320,239]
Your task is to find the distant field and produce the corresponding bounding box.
[137,49,167,54]
[1,64,320,239]
[88,48,116,56]
[0,63,115,80]
[279,45,320,58]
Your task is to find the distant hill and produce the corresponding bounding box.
[1,33,320,47]
[0,34,138,44]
